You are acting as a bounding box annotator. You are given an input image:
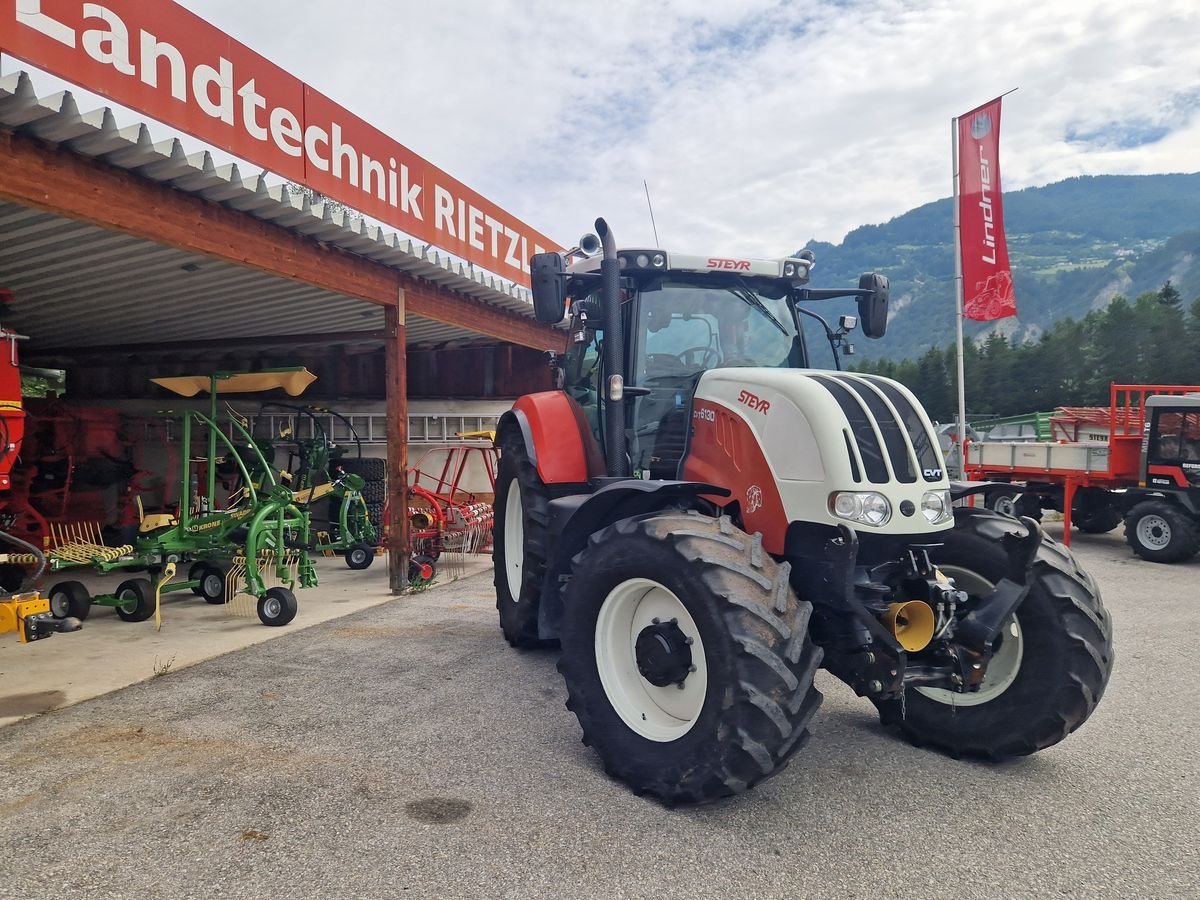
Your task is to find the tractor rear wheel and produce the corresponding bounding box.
[882,508,1113,759]
[1123,500,1200,563]
[492,433,552,648]
[558,511,823,805]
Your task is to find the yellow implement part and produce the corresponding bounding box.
[48,522,132,564]
[456,429,497,442]
[152,368,316,398]
[0,594,50,643]
[225,550,300,618]
[293,483,335,505]
[153,562,177,631]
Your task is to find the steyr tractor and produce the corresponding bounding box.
[492,219,1114,804]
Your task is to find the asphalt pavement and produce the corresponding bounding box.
[1,523,1197,899]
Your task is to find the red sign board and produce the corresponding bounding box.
[0,0,559,285]
[957,97,1016,322]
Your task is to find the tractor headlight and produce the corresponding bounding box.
[830,491,892,527]
[920,489,953,525]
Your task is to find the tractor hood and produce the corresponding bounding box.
[686,368,953,540]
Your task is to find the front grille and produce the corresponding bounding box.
[811,374,939,484]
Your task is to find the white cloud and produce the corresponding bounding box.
[18,0,1200,271]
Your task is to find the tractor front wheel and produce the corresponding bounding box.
[257,587,298,627]
[114,579,156,623]
[492,433,552,648]
[883,508,1113,759]
[559,511,823,805]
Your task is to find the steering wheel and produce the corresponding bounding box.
[676,346,721,369]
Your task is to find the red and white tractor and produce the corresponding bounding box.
[493,220,1113,804]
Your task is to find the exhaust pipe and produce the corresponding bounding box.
[595,218,628,478]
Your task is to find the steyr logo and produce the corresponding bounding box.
[707,258,751,270]
[746,485,763,514]
[737,390,770,414]
[971,113,992,139]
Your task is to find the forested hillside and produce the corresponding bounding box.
[849,284,1200,422]
[802,173,1200,366]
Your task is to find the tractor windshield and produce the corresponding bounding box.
[637,278,806,381]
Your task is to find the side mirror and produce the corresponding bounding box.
[530,252,567,324]
[857,272,889,339]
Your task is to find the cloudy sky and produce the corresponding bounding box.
[12,0,1200,265]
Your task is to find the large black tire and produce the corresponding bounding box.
[1123,500,1200,563]
[492,433,553,648]
[48,580,92,621]
[340,457,385,482]
[558,512,823,805]
[887,508,1113,759]
[1072,488,1121,534]
[114,578,156,623]
[1073,506,1122,534]
[362,480,386,504]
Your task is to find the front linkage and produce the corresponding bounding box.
[805,518,1042,704]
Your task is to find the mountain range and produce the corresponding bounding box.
[800,173,1200,363]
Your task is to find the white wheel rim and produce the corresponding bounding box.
[352,549,367,565]
[118,588,138,612]
[594,578,708,742]
[263,597,281,618]
[49,591,69,617]
[204,574,223,596]
[993,495,1016,516]
[503,479,524,600]
[916,565,1024,707]
[1136,514,1172,549]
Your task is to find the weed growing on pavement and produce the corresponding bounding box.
[152,654,176,677]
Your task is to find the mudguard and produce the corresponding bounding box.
[537,479,729,640]
[496,392,604,485]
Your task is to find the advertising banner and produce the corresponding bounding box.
[957,97,1016,321]
[1,0,559,285]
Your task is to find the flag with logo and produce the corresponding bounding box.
[957,98,1016,321]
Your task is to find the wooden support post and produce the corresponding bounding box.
[386,289,409,592]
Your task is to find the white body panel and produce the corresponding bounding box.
[694,368,953,537]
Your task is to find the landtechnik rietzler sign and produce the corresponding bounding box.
[1,0,558,286]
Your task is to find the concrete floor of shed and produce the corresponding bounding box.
[0,553,493,727]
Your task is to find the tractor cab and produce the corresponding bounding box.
[535,234,890,480]
[1142,394,1200,490]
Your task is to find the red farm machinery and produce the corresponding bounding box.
[966,383,1200,562]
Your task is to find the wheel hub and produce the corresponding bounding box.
[634,619,693,687]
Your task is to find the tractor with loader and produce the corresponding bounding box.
[492,220,1113,804]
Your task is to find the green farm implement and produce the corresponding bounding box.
[45,369,319,627]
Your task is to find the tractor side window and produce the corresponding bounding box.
[565,323,603,445]
[1152,412,1184,461]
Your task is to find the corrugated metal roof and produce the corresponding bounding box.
[0,70,540,353]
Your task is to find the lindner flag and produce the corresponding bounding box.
[957,98,1016,321]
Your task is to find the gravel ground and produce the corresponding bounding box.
[0,523,1196,899]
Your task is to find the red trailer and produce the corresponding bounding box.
[965,384,1200,561]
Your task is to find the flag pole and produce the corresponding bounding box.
[952,115,968,466]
